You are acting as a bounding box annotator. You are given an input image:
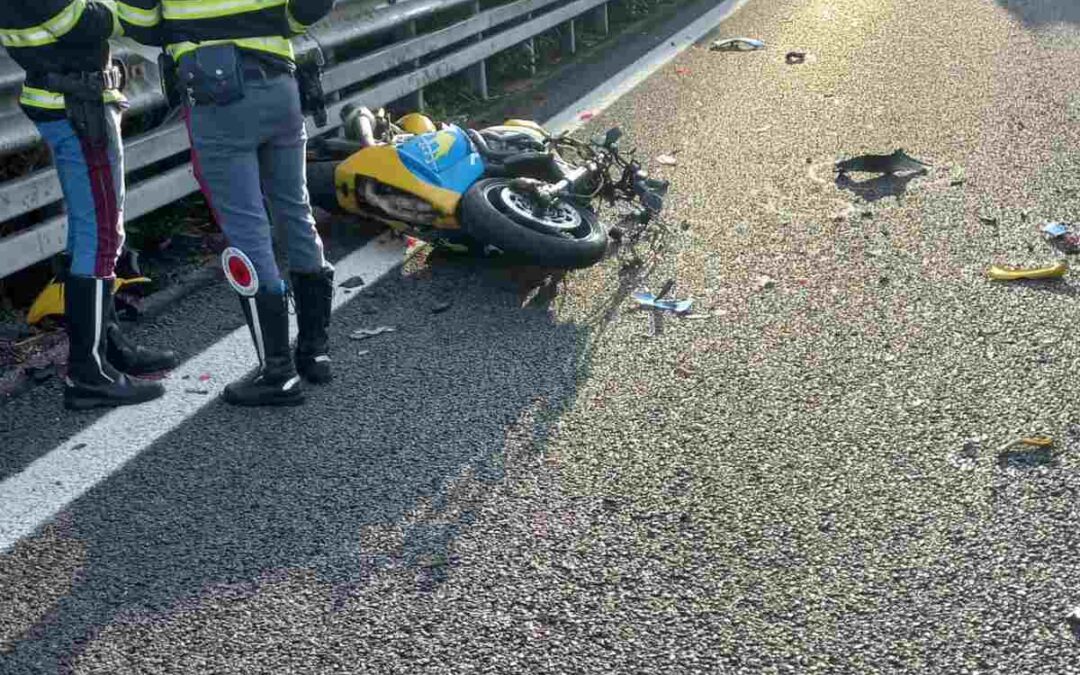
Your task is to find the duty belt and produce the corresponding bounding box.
[45,65,125,99]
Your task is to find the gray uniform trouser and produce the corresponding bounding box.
[184,62,327,292]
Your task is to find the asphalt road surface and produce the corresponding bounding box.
[4,0,1080,672]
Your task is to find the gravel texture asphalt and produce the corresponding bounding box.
[4,0,1080,673]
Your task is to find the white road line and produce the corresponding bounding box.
[0,0,750,554]
[544,0,751,135]
[0,233,405,553]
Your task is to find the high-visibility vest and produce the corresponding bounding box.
[0,0,128,115]
[117,0,328,64]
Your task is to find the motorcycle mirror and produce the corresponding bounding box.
[604,127,623,146]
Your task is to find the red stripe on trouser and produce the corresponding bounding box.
[182,108,224,227]
[77,136,120,279]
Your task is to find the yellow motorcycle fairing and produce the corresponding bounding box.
[27,276,152,325]
[334,126,485,226]
[334,146,463,223]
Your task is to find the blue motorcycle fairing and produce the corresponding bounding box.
[396,125,487,196]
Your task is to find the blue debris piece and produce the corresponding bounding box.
[1042,222,1070,238]
[632,291,693,314]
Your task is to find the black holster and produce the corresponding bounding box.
[46,66,123,154]
[158,52,183,109]
[296,46,328,128]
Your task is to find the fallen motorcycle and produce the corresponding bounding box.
[306,106,669,268]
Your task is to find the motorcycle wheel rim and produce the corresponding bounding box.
[495,186,583,234]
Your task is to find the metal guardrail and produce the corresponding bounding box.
[0,0,613,279]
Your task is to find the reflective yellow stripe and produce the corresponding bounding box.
[48,0,90,40]
[0,0,87,48]
[162,0,285,20]
[19,87,66,110]
[98,0,124,37]
[118,1,161,27]
[167,36,294,62]
[286,5,306,34]
[20,86,128,110]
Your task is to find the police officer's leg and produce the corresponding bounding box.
[185,103,302,406]
[258,75,334,385]
[35,108,163,410]
[98,104,179,376]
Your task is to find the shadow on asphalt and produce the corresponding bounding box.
[0,216,378,482]
[988,277,1080,298]
[834,170,927,203]
[0,250,601,671]
[995,0,1080,25]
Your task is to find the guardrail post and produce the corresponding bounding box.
[395,19,425,112]
[324,46,341,108]
[526,13,537,76]
[561,18,577,55]
[587,2,609,36]
[467,0,489,100]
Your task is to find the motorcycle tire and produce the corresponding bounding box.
[307,161,341,213]
[459,178,608,269]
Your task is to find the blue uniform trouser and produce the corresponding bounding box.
[183,64,328,294]
[34,103,125,278]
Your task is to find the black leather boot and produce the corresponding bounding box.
[106,302,179,375]
[290,266,334,384]
[222,290,304,407]
[63,276,165,411]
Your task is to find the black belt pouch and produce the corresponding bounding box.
[178,44,245,106]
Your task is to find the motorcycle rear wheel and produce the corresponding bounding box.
[459,178,608,269]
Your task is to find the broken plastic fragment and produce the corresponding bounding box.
[657,278,676,299]
[1042,222,1069,238]
[1043,222,1080,253]
[349,326,397,340]
[340,276,365,289]
[753,275,776,291]
[632,291,693,314]
[987,261,1068,281]
[1067,607,1080,638]
[655,154,678,166]
[785,51,807,65]
[1021,436,1053,447]
[710,37,765,52]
